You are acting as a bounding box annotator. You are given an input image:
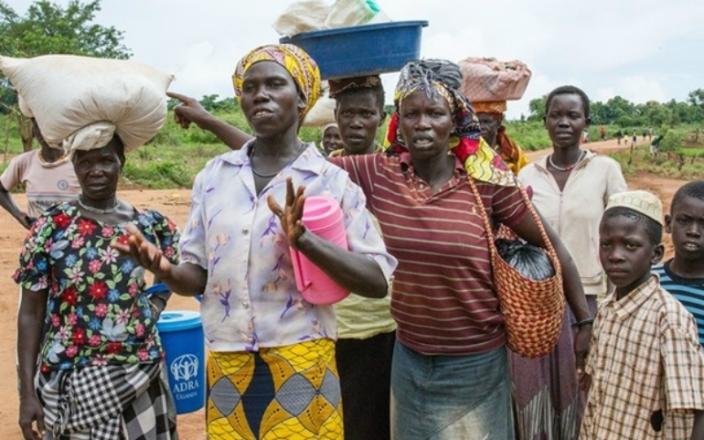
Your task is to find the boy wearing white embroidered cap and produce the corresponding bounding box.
[581,190,704,439]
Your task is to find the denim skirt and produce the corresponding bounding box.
[390,342,514,440]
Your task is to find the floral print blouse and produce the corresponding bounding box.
[180,142,397,352]
[13,203,180,372]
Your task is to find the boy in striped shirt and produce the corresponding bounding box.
[653,180,704,345]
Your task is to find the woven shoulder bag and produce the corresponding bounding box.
[466,176,565,358]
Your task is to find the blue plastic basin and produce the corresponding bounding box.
[280,20,429,79]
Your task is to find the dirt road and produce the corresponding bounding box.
[0,139,686,438]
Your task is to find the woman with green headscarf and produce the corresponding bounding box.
[115,44,397,439]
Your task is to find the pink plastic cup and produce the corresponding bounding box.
[290,195,350,305]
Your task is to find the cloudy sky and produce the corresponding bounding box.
[7,0,704,118]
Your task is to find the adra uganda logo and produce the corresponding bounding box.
[170,354,199,382]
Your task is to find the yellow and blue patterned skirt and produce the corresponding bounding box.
[206,338,343,439]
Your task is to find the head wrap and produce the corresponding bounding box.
[606,191,664,225]
[474,100,507,114]
[233,44,321,118]
[495,126,528,174]
[322,123,338,135]
[384,59,516,187]
[328,75,382,98]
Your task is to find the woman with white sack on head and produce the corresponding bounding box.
[5,54,181,440]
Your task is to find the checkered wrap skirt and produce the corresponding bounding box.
[36,362,177,439]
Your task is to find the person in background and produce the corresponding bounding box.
[321,122,343,155]
[118,44,397,439]
[582,190,704,439]
[653,180,704,346]
[599,125,606,140]
[327,76,386,157]
[650,133,663,157]
[515,85,627,439]
[615,129,622,145]
[326,75,394,440]
[0,119,79,229]
[474,100,529,174]
[17,134,179,440]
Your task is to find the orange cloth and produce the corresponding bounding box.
[496,126,528,174]
[473,101,507,114]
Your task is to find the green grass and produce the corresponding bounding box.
[611,145,704,180]
[1,111,701,189]
[679,147,704,157]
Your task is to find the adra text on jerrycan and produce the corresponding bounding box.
[290,195,350,305]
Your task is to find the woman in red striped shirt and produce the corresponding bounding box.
[327,60,592,439]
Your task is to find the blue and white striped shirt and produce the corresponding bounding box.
[653,261,704,346]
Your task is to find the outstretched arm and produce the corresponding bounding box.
[0,184,34,229]
[112,224,207,296]
[268,178,389,298]
[168,92,252,151]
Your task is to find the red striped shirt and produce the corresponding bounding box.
[332,153,527,355]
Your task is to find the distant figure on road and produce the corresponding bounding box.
[615,130,623,145]
[650,134,663,157]
[599,125,606,140]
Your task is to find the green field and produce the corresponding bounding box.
[1,111,700,189]
[612,145,703,180]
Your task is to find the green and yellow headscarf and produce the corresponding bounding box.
[233,44,321,118]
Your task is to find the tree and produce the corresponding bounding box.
[0,0,131,150]
[688,89,704,108]
[527,96,546,121]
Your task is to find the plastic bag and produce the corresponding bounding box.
[324,0,386,28]
[0,54,173,152]
[496,238,555,281]
[273,0,331,36]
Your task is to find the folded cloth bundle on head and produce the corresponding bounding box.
[458,58,532,174]
[457,57,531,104]
[0,54,173,152]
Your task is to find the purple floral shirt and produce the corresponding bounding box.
[13,203,180,371]
[180,142,396,352]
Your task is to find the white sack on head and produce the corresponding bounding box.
[302,82,336,127]
[0,54,174,152]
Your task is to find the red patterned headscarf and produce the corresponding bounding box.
[384,60,516,187]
